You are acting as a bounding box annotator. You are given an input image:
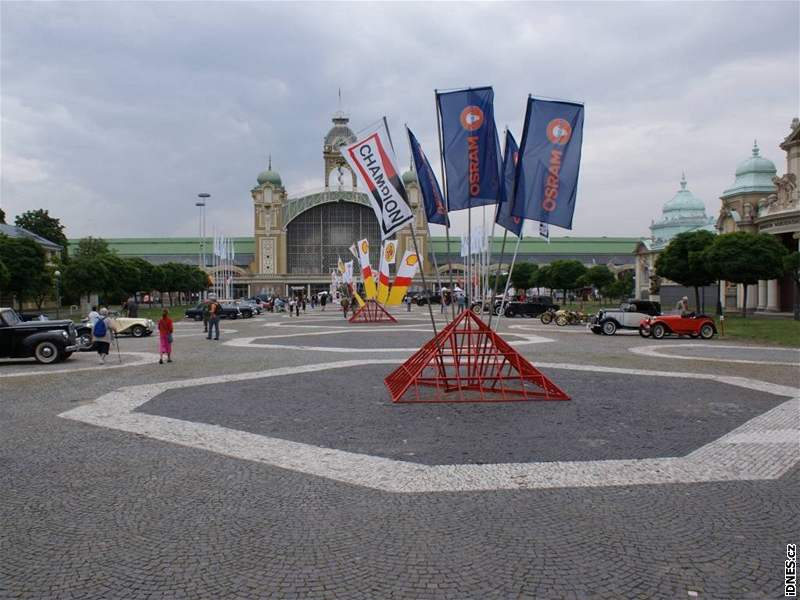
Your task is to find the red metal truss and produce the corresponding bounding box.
[384,310,570,403]
[349,300,399,324]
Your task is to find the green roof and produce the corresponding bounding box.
[67,237,255,256]
[430,236,639,255]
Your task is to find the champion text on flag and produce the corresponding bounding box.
[341,120,415,239]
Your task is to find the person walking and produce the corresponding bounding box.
[288,296,295,317]
[125,296,139,318]
[340,296,349,320]
[320,293,327,311]
[206,297,221,340]
[405,295,412,312]
[295,296,301,317]
[301,295,307,312]
[202,299,211,332]
[157,308,174,364]
[92,307,116,364]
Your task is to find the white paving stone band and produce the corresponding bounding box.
[59,360,799,493]
[0,352,159,379]
[630,343,800,366]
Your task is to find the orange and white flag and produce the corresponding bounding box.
[377,240,396,304]
[386,250,421,305]
[355,239,378,299]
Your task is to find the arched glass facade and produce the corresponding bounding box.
[286,202,381,274]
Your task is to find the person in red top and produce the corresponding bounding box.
[157,308,174,364]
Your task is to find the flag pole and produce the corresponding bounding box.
[434,90,457,321]
[485,229,508,330]
[495,225,524,331]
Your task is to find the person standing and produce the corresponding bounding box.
[320,293,327,311]
[202,299,210,333]
[295,296,301,317]
[126,296,139,318]
[675,296,691,317]
[288,297,295,317]
[157,308,174,364]
[405,295,412,312]
[87,306,100,326]
[207,297,221,340]
[340,296,349,319]
[301,295,307,312]
[92,307,116,364]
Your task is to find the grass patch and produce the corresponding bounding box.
[717,316,800,347]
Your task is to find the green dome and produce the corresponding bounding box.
[662,173,705,212]
[721,141,776,198]
[401,170,417,185]
[256,157,282,187]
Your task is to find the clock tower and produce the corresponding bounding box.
[323,110,357,190]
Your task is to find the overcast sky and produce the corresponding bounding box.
[1,1,798,240]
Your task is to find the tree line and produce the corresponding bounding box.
[0,209,209,311]
[655,229,798,318]
[491,260,634,303]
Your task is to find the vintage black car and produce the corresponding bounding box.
[496,296,559,318]
[184,303,246,321]
[0,307,80,364]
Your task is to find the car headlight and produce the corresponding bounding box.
[61,330,69,338]
[148,320,155,328]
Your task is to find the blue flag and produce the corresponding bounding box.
[512,98,584,230]
[406,126,449,227]
[495,129,523,237]
[436,86,502,211]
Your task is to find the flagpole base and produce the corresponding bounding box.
[348,300,398,324]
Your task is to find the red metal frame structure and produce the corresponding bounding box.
[349,300,399,324]
[385,310,570,403]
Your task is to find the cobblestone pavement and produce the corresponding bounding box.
[2,307,798,599]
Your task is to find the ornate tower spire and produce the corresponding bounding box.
[268,154,272,170]
[752,139,759,156]
[680,172,687,190]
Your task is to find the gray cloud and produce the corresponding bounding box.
[1,1,797,239]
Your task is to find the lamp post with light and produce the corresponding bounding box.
[54,270,62,319]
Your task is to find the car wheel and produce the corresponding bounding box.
[540,312,553,324]
[601,320,617,335]
[504,307,515,318]
[34,341,60,364]
[79,333,92,348]
[555,315,568,326]
[652,323,667,339]
[494,306,503,316]
[699,323,715,339]
[131,325,145,337]
[638,327,650,338]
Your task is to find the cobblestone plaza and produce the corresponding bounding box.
[1,308,797,599]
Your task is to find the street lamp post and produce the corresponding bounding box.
[196,193,210,299]
[54,270,61,319]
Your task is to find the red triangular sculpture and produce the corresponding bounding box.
[349,299,398,324]
[385,310,570,403]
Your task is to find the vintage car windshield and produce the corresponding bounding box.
[620,303,634,312]
[1,309,22,326]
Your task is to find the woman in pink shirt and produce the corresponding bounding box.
[157,308,174,364]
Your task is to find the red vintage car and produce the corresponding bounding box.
[639,314,717,339]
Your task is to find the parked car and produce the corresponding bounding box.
[237,300,262,315]
[111,316,156,337]
[184,303,244,321]
[590,300,662,335]
[498,296,559,318]
[0,307,80,364]
[639,314,717,339]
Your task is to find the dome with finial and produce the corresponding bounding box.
[256,156,282,187]
[721,140,777,198]
[402,170,417,185]
[649,173,715,249]
[324,90,356,149]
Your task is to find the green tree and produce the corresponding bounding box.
[704,232,788,318]
[509,262,538,293]
[655,230,716,311]
[783,251,800,321]
[62,255,108,306]
[0,256,10,290]
[0,234,47,310]
[74,236,110,260]
[546,260,587,303]
[578,265,615,298]
[14,209,68,258]
[604,271,635,301]
[0,207,6,224]
[126,257,156,295]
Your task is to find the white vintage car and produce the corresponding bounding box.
[112,317,156,337]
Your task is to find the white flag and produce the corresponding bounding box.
[340,119,414,239]
[343,260,354,284]
[539,222,549,241]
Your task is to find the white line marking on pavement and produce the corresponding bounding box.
[59,360,799,493]
[1,352,159,379]
[630,343,800,366]
[222,332,553,353]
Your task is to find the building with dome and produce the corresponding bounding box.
[716,121,800,313]
[634,174,717,305]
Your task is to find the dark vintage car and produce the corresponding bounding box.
[184,303,248,321]
[590,300,662,335]
[497,296,559,318]
[0,307,80,364]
